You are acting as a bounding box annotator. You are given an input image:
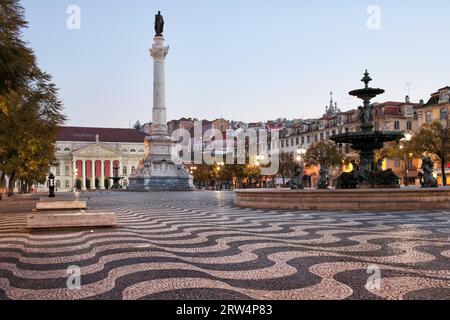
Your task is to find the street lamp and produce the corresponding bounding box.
[400,133,413,186]
[47,173,55,198]
[296,148,307,162]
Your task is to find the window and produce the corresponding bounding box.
[139,149,144,153]
[301,136,305,144]
[55,165,60,176]
[122,149,128,153]
[291,138,294,146]
[65,165,70,176]
[65,180,70,188]
[404,106,413,116]
[394,121,400,130]
[286,140,289,147]
[56,180,60,189]
[320,133,324,141]
[440,108,448,121]
[295,137,299,145]
[307,136,310,144]
[439,90,449,104]
[131,166,136,173]
[64,148,70,152]
[407,121,412,131]
[56,148,61,152]
[345,128,350,133]
[130,149,136,153]
[123,166,127,176]
[425,112,432,123]
[281,140,284,148]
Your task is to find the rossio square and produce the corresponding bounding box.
[0,1,449,305]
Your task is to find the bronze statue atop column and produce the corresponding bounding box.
[155,11,164,36]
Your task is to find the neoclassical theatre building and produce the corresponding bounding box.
[44,127,147,192]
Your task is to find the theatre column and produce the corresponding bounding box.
[91,160,96,190]
[82,160,86,190]
[109,160,114,189]
[100,160,105,190]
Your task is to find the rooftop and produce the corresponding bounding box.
[57,127,147,143]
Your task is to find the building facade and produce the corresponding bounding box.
[44,127,147,192]
[276,96,420,186]
[415,86,450,184]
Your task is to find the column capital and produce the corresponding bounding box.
[150,45,169,61]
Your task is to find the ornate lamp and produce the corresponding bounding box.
[47,173,55,198]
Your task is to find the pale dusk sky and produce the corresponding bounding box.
[21,0,450,127]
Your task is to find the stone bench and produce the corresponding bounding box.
[27,212,117,229]
[35,200,87,211]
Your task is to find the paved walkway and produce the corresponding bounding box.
[0,191,449,300]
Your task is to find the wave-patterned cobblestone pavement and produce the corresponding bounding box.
[0,192,449,300]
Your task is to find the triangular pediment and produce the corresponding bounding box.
[72,143,122,157]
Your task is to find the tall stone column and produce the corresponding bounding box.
[82,160,86,190]
[100,160,105,190]
[150,36,170,137]
[91,160,96,190]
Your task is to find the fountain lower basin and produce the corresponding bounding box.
[234,188,450,211]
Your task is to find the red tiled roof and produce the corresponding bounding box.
[57,127,147,143]
[382,107,402,116]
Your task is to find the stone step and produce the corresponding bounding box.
[35,200,87,211]
[27,212,117,229]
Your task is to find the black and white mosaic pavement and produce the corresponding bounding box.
[0,191,449,300]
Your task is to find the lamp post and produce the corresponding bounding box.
[47,173,55,198]
[400,133,412,187]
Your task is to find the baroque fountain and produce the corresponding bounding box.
[234,71,450,211]
[330,70,404,189]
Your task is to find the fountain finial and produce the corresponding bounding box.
[361,70,372,88]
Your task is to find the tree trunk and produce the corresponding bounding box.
[7,172,15,196]
[0,171,5,189]
[441,159,447,186]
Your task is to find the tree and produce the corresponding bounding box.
[304,141,344,168]
[278,152,296,185]
[0,1,66,195]
[0,0,36,95]
[409,121,450,186]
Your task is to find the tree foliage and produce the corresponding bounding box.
[409,121,450,186]
[0,0,66,194]
[304,141,344,167]
[278,152,296,185]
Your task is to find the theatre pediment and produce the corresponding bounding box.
[72,143,122,158]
